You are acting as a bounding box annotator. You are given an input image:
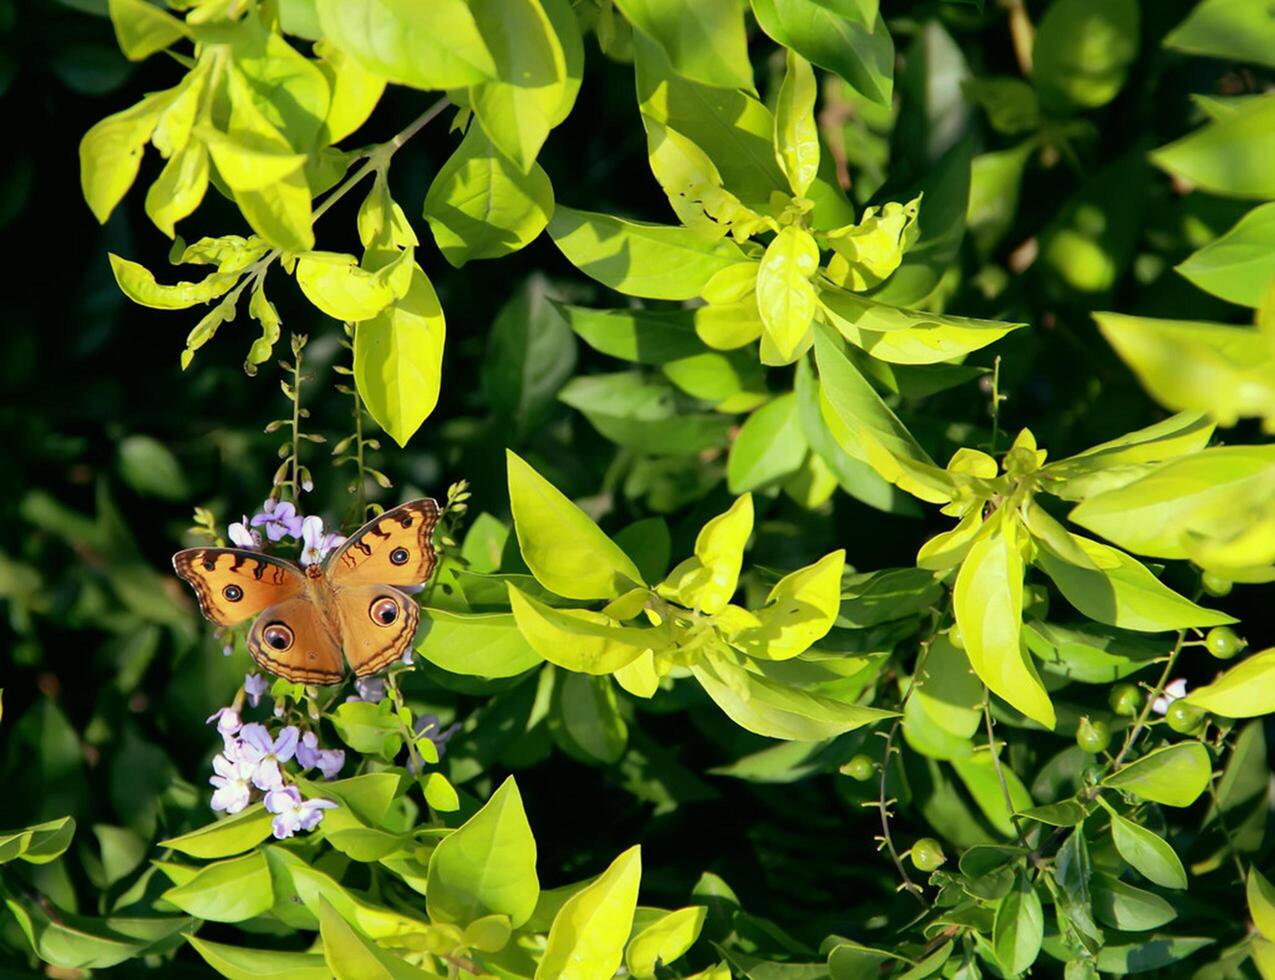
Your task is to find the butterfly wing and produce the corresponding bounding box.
[246,597,345,686]
[333,585,420,677]
[173,548,305,627]
[326,499,441,589]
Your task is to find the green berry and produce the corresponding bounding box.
[949,625,965,650]
[911,838,947,872]
[1201,571,1232,597]
[1205,626,1246,660]
[1109,683,1142,718]
[843,754,875,782]
[1167,700,1207,735]
[1076,716,1112,754]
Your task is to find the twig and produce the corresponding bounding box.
[982,695,1030,847]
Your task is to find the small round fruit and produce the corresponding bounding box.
[1205,626,1245,660]
[911,838,947,872]
[1076,716,1112,754]
[1167,700,1206,735]
[1201,572,1232,597]
[949,625,965,650]
[843,754,875,782]
[1109,683,1143,718]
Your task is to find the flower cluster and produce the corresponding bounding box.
[228,498,345,567]
[206,673,344,838]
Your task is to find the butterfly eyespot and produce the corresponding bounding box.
[370,596,399,626]
[223,584,244,602]
[389,547,410,565]
[263,623,293,651]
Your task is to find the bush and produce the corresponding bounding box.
[1,0,1273,976]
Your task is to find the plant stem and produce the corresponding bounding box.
[290,343,304,499]
[982,695,1030,847]
[1110,630,1187,771]
[1002,0,1035,75]
[1206,777,1249,886]
[989,355,1005,454]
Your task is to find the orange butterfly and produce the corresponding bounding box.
[173,499,440,685]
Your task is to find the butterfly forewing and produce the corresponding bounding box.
[327,498,441,589]
[172,548,305,627]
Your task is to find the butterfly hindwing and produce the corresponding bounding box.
[327,499,441,589]
[246,597,345,686]
[334,584,420,677]
[173,548,305,627]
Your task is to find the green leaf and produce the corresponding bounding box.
[185,935,331,980]
[548,206,744,300]
[318,896,435,979]
[615,0,753,90]
[992,879,1044,974]
[813,325,956,504]
[1184,647,1275,718]
[161,852,274,923]
[418,609,543,678]
[643,121,758,240]
[692,649,896,741]
[507,449,644,599]
[625,905,707,978]
[819,283,1024,365]
[1091,874,1177,932]
[108,0,187,60]
[774,49,818,198]
[555,671,629,764]
[727,550,845,661]
[1248,868,1275,939]
[1023,620,1161,684]
[727,394,808,493]
[1101,800,1188,892]
[1094,936,1214,975]
[426,776,539,928]
[536,845,642,980]
[559,373,734,456]
[316,39,387,144]
[315,0,496,89]
[354,263,446,447]
[508,585,661,673]
[952,753,1034,837]
[1176,202,1275,307]
[1069,444,1275,560]
[1102,742,1212,807]
[4,898,189,971]
[1032,0,1139,112]
[953,515,1055,729]
[1165,0,1275,69]
[159,804,274,859]
[0,817,75,865]
[657,494,752,614]
[633,34,786,210]
[1034,531,1234,632]
[750,0,893,106]
[330,700,403,758]
[468,0,567,171]
[756,226,819,364]
[562,305,702,365]
[301,773,399,826]
[912,633,981,738]
[1151,94,1275,199]
[232,166,315,253]
[424,118,554,266]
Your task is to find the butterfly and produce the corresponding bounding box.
[173,499,440,685]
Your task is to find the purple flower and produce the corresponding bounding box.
[408,714,462,772]
[264,785,337,839]
[296,731,345,780]
[209,753,255,814]
[206,707,241,737]
[299,515,346,567]
[239,723,299,791]
[353,676,387,703]
[250,499,304,542]
[244,673,269,709]
[1152,678,1188,715]
[400,648,414,666]
[228,518,261,550]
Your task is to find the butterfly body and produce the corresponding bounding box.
[173,499,440,685]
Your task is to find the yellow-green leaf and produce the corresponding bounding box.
[296,251,400,322]
[161,852,274,923]
[1185,648,1275,718]
[145,140,210,238]
[625,906,706,978]
[108,0,187,61]
[656,494,752,614]
[1249,868,1275,940]
[536,846,642,980]
[727,550,845,661]
[954,516,1055,729]
[80,91,171,224]
[506,449,644,599]
[508,585,660,674]
[354,264,446,447]
[773,49,819,198]
[317,897,436,980]
[756,226,819,363]
[1102,742,1212,807]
